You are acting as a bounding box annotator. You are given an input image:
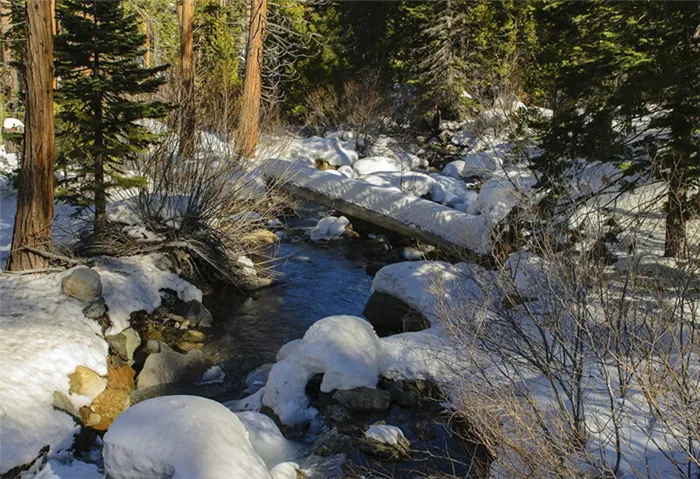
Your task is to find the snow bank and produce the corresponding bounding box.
[361,171,435,197]
[278,135,358,167]
[93,255,202,334]
[308,216,350,241]
[365,135,427,169]
[0,271,108,474]
[264,159,491,254]
[352,156,407,176]
[103,396,272,479]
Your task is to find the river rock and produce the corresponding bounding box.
[69,366,107,400]
[106,328,141,363]
[332,387,391,412]
[82,297,107,319]
[178,300,213,328]
[359,424,411,461]
[362,291,429,336]
[62,266,103,302]
[182,330,206,343]
[136,343,210,391]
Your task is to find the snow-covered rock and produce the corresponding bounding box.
[476,171,538,226]
[103,396,272,479]
[461,151,502,178]
[365,135,427,169]
[352,156,406,176]
[360,425,411,460]
[429,173,477,208]
[442,160,467,179]
[281,136,358,167]
[309,216,350,241]
[2,117,24,133]
[337,165,358,179]
[235,412,298,468]
[276,339,302,362]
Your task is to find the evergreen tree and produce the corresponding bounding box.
[55,0,170,231]
[535,1,700,257]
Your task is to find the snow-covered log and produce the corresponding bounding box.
[262,159,491,255]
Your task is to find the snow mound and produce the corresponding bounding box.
[0,270,108,474]
[364,425,407,445]
[235,411,299,468]
[281,136,358,167]
[442,160,467,179]
[352,156,407,176]
[476,171,538,226]
[93,254,202,334]
[429,173,478,209]
[308,216,350,241]
[103,396,272,479]
[365,135,427,169]
[372,261,498,327]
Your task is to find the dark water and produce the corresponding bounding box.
[201,241,373,398]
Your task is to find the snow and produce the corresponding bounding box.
[264,159,491,254]
[476,171,538,226]
[429,173,478,208]
[442,160,467,179]
[461,151,502,178]
[308,215,350,241]
[276,339,302,362]
[196,365,226,385]
[361,171,435,197]
[103,395,272,479]
[0,270,108,474]
[365,135,427,169]
[34,460,103,479]
[92,254,202,335]
[352,156,407,176]
[278,135,358,167]
[235,412,299,468]
[337,165,357,179]
[364,425,407,446]
[2,117,24,132]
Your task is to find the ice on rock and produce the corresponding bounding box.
[352,156,406,176]
[236,412,299,468]
[103,396,272,479]
[308,216,350,241]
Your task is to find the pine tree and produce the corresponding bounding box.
[55,0,170,232]
[535,1,700,258]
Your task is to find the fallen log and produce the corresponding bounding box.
[262,159,491,256]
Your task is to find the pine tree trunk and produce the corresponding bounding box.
[6,0,54,271]
[178,0,196,159]
[664,166,687,258]
[0,1,18,107]
[237,0,267,159]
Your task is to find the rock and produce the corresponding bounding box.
[82,297,107,319]
[136,343,210,391]
[80,388,130,431]
[62,266,103,302]
[107,366,136,392]
[243,229,280,246]
[178,300,213,328]
[69,366,107,400]
[332,387,391,412]
[176,341,203,353]
[313,430,354,457]
[145,340,161,354]
[106,328,141,363]
[360,424,411,461]
[53,391,79,417]
[365,261,388,276]
[362,291,429,336]
[182,330,206,343]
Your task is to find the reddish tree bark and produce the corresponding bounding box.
[236,0,267,159]
[178,0,196,159]
[6,0,55,271]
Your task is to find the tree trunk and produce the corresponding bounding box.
[178,0,196,159]
[236,0,267,159]
[6,0,55,271]
[0,1,18,107]
[664,166,687,258]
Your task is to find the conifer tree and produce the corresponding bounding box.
[55,0,170,232]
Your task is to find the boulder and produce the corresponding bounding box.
[362,291,429,336]
[61,266,102,302]
[359,424,411,461]
[332,387,390,412]
[179,300,213,328]
[137,343,210,391]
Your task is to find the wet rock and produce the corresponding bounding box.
[178,300,213,328]
[69,366,107,400]
[82,297,107,319]
[362,291,429,336]
[313,430,354,457]
[136,343,210,391]
[62,266,102,302]
[359,424,411,461]
[333,387,391,412]
[365,261,388,276]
